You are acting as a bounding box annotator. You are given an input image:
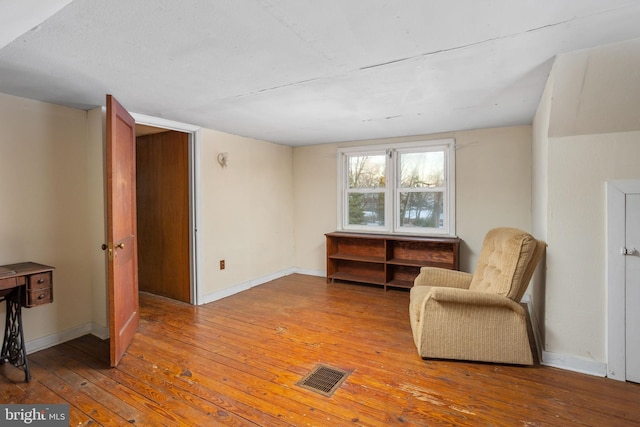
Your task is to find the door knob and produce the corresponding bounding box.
[115,243,125,249]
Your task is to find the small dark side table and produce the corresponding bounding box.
[0,262,54,382]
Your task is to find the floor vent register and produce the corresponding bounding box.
[296,364,351,397]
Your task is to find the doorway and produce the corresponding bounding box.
[132,114,200,305]
[606,180,640,382]
[136,127,190,303]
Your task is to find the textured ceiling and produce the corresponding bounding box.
[1,0,640,146]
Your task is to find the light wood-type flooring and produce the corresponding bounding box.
[1,274,639,426]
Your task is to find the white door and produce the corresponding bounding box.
[626,193,640,383]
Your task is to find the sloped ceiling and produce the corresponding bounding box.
[1,0,639,146]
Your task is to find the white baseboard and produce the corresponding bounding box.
[292,268,324,278]
[25,323,93,355]
[522,295,607,377]
[91,322,109,340]
[541,351,607,377]
[200,267,297,305]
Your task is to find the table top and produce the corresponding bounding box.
[0,262,55,279]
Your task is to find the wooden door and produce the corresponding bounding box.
[136,131,191,303]
[106,95,139,367]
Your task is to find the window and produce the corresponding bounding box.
[337,139,455,236]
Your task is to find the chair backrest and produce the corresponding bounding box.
[469,227,546,301]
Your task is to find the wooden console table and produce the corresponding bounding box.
[0,262,54,382]
[326,232,460,290]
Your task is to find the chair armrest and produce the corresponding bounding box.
[414,267,472,289]
[428,287,524,312]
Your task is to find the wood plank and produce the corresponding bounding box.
[1,274,639,426]
[26,354,130,426]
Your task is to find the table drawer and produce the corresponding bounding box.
[23,287,53,307]
[22,271,53,307]
[27,272,52,291]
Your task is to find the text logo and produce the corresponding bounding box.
[1,405,69,426]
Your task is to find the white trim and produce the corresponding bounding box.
[200,268,296,305]
[336,139,456,236]
[91,322,110,340]
[337,147,389,233]
[541,351,607,377]
[294,268,325,278]
[131,113,200,133]
[192,130,203,305]
[130,112,202,305]
[447,141,456,236]
[606,180,640,381]
[25,323,93,354]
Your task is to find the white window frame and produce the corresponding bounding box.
[337,139,455,236]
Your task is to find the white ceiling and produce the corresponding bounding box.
[1,0,640,146]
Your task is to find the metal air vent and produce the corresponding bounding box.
[296,365,351,397]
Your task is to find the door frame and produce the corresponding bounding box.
[606,179,640,381]
[131,113,201,305]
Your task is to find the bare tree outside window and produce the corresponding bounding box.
[338,139,454,235]
[399,151,445,229]
[347,154,386,226]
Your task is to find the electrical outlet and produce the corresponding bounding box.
[219,259,225,270]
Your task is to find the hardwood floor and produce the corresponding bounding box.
[2,274,639,426]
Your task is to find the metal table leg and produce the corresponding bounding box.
[1,288,30,382]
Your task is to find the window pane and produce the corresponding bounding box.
[348,154,386,189]
[399,191,444,229]
[348,192,385,226]
[400,151,444,188]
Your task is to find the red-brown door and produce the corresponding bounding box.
[106,94,139,367]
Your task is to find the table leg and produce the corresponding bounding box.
[1,289,30,382]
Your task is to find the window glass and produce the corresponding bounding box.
[398,150,446,230]
[400,151,444,188]
[399,191,444,229]
[348,154,386,189]
[338,139,454,235]
[346,153,386,227]
[348,193,385,226]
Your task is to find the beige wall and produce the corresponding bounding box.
[86,107,108,334]
[454,126,532,271]
[532,38,640,373]
[197,129,295,299]
[292,142,338,275]
[531,61,553,351]
[0,92,94,345]
[546,132,640,363]
[293,125,533,275]
[0,93,296,347]
[548,38,640,138]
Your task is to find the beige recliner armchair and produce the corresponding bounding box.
[409,227,545,365]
